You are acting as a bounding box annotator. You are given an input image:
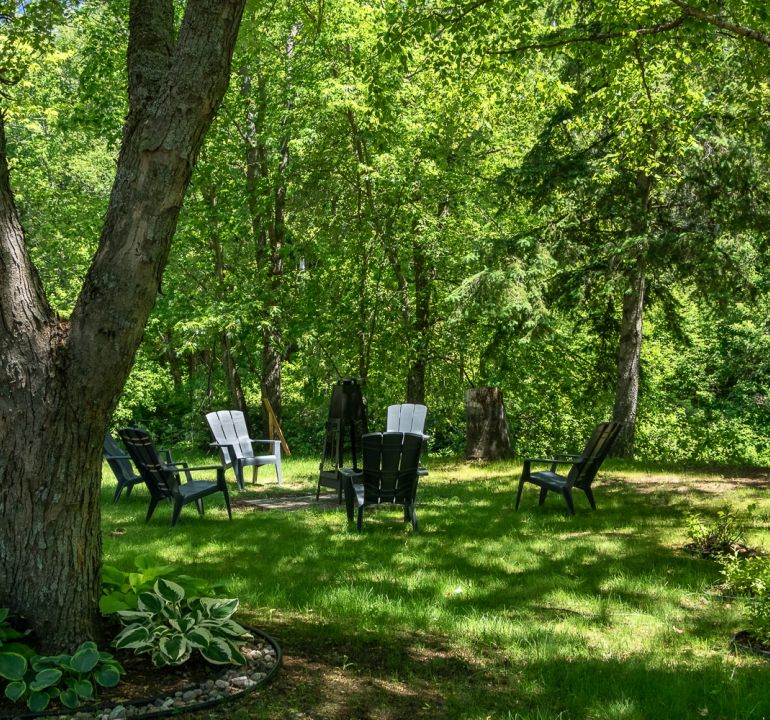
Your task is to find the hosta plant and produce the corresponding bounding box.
[101,554,228,615]
[113,578,252,667]
[0,640,123,712]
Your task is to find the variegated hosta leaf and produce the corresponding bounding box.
[115,610,153,623]
[172,617,195,633]
[229,645,247,666]
[137,592,164,614]
[158,634,190,665]
[185,627,213,649]
[198,597,239,620]
[199,637,239,665]
[207,618,253,640]
[154,578,186,604]
[112,625,152,650]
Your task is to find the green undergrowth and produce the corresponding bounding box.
[101,453,770,719]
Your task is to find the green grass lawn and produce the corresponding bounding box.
[101,454,770,720]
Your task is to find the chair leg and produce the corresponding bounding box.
[125,484,133,500]
[357,506,364,531]
[515,477,525,510]
[583,486,597,510]
[539,487,548,506]
[145,497,160,522]
[409,503,419,533]
[345,482,355,522]
[171,499,184,526]
[275,462,282,485]
[195,498,204,516]
[113,484,123,504]
[252,465,258,485]
[220,483,232,519]
[563,489,575,515]
[235,461,245,491]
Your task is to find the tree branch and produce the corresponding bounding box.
[668,0,770,47]
[490,17,686,55]
[0,110,52,349]
[127,0,175,112]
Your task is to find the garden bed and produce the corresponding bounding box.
[0,628,281,720]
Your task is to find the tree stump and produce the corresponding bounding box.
[465,387,512,460]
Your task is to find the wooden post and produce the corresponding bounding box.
[263,397,291,456]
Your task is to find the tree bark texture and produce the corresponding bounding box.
[465,387,512,460]
[612,259,646,457]
[406,242,432,404]
[611,171,651,457]
[0,0,246,650]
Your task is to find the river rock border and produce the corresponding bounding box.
[1,628,282,720]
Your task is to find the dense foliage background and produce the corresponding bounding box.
[6,0,770,462]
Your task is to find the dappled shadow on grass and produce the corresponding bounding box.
[101,464,770,719]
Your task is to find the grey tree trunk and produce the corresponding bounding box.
[612,259,646,457]
[0,0,246,651]
[611,171,651,457]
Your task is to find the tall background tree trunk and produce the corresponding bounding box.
[612,172,651,457]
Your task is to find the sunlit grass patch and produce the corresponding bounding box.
[100,455,770,719]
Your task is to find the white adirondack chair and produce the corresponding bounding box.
[385,403,429,476]
[205,410,282,491]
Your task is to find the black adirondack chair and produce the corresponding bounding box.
[344,432,424,532]
[119,427,232,526]
[103,433,173,503]
[103,433,142,503]
[515,421,621,515]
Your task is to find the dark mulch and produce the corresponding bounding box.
[682,542,763,559]
[732,630,770,658]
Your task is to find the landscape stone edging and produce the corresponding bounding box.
[1,627,282,720]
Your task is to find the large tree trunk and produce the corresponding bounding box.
[0,0,246,651]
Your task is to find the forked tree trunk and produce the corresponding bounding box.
[0,0,246,651]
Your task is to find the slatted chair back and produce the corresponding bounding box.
[103,433,136,482]
[361,432,423,506]
[386,404,427,435]
[206,410,255,466]
[119,427,179,500]
[567,422,621,489]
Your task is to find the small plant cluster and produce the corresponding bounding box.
[101,554,228,614]
[113,578,252,667]
[718,554,770,647]
[684,506,752,557]
[0,610,123,712]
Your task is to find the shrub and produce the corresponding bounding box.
[746,597,770,646]
[685,507,750,556]
[113,578,252,667]
[718,554,770,597]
